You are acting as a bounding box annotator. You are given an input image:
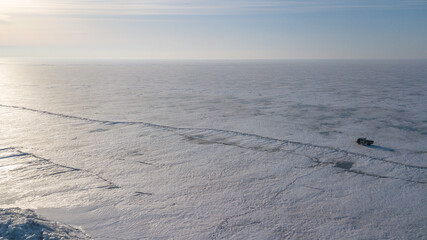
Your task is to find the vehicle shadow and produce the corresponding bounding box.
[367,145,395,152]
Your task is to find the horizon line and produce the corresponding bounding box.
[2,57,427,60]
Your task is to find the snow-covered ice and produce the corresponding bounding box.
[0,60,426,239]
[0,208,91,240]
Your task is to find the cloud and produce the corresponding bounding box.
[1,0,426,17]
[0,14,11,23]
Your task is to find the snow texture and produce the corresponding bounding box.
[0,60,426,239]
[0,208,91,240]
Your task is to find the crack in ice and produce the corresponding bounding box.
[1,104,426,185]
[3,146,120,190]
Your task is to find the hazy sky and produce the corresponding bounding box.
[1,0,426,59]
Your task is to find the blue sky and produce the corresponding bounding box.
[0,0,426,59]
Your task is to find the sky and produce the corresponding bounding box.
[0,0,426,59]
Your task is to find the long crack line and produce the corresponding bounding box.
[5,146,120,189]
[1,103,425,170]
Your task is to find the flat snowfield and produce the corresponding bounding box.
[0,60,426,239]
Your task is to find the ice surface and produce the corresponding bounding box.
[0,208,91,239]
[0,60,426,239]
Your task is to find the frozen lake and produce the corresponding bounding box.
[0,60,426,239]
